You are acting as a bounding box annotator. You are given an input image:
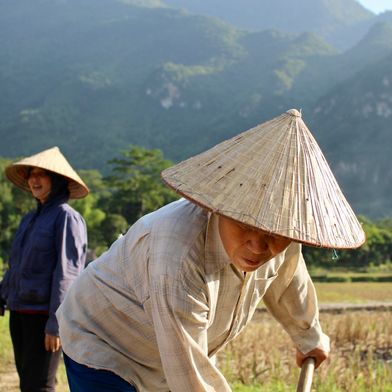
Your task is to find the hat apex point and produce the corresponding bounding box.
[286,108,302,117]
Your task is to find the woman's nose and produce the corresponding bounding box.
[29,176,39,184]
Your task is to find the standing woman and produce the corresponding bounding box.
[0,146,88,392]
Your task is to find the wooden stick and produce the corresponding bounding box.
[296,357,316,392]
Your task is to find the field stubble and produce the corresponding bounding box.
[219,311,392,391]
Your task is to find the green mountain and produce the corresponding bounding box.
[291,21,392,102]
[0,0,391,218]
[140,29,337,155]
[309,52,392,218]
[345,21,392,63]
[163,0,374,49]
[0,0,334,165]
[0,0,244,166]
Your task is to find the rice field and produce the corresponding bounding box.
[1,282,391,391]
[220,310,392,392]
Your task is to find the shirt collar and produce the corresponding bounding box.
[204,213,232,275]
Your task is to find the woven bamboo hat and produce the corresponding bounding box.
[162,109,365,249]
[5,146,89,199]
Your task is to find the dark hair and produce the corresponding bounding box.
[47,171,70,201]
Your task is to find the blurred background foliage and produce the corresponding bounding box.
[0,145,391,273]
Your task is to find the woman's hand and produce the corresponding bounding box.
[296,347,329,369]
[45,333,61,352]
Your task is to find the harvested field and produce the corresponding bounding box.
[219,310,392,391]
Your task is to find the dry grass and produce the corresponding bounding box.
[220,311,392,391]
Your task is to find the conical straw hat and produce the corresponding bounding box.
[5,146,89,199]
[162,109,365,249]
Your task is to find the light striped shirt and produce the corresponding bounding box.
[57,199,329,391]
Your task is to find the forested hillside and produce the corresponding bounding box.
[0,0,391,218]
[312,52,392,217]
[162,0,392,49]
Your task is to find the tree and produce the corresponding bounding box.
[99,213,128,246]
[0,158,35,271]
[101,145,178,225]
[70,169,107,255]
[303,215,392,269]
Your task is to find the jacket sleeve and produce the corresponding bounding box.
[0,212,32,305]
[45,209,87,336]
[262,243,330,355]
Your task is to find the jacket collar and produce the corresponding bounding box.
[37,194,68,213]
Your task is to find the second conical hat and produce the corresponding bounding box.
[5,146,89,199]
[161,109,365,249]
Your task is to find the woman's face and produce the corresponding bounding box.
[218,216,292,272]
[27,168,52,203]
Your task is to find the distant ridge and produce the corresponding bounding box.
[0,0,391,217]
[163,0,374,49]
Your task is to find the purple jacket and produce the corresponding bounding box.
[1,194,87,335]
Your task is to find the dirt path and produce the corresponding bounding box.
[0,362,69,392]
[253,302,392,320]
[0,364,19,392]
[318,302,392,313]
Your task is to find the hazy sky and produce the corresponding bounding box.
[357,0,392,13]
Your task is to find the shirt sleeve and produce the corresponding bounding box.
[149,265,232,392]
[262,244,330,355]
[45,209,88,336]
